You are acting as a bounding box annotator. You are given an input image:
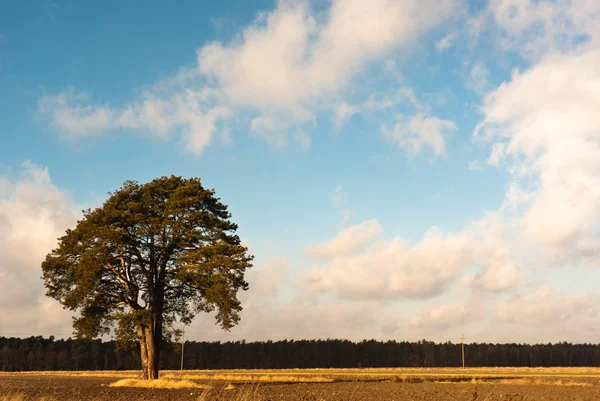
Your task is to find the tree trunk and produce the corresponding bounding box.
[145,326,157,379]
[138,325,158,380]
[152,269,166,380]
[152,321,161,379]
[138,327,149,380]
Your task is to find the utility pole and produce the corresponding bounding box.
[180,329,185,371]
[461,333,466,369]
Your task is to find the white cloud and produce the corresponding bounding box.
[38,0,459,154]
[0,162,78,337]
[244,257,292,297]
[218,296,387,342]
[295,130,311,150]
[363,87,420,112]
[307,211,524,301]
[477,49,600,265]
[38,88,231,155]
[466,61,490,95]
[334,103,360,128]
[307,225,475,300]
[483,0,600,59]
[497,286,598,327]
[0,162,76,267]
[333,86,457,157]
[500,183,533,212]
[305,219,382,259]
[463,0,600,274]
[372,87,457,157]
[25,0,600,344]
[468,212,524,293]
[189,254,392,342]
[410,297,484,329]
[487,142,505,166]
[330,185,347,208]
[382,113,457,156]
[330,185,353,226]
[362,95,395,111]
[249,114,290,148]
[468,160,484,171]
[37,89,114,138]
[198,0,457,113]
[436,31,458,51]
[469,257,522,292]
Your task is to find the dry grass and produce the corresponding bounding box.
[3,367,600,387]
[108,378,211,389]
[433,377,592,387]
[0,394,26,401]
[221,383,261,401]
[0,370,596,401]
[195,386,213,401]
[163,373,334,383]
[4,367,600,380]
[501,378,592,387]
[160,367,600,379]
[0,370,139,378]
[195,383,260,401]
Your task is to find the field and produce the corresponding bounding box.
[2,368,600,400]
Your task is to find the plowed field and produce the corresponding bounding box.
[2,369,600,400]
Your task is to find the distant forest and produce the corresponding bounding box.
[2,336,600,371]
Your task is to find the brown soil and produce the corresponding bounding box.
[2,374,600,400]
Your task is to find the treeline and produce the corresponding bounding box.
[2,336,600,371]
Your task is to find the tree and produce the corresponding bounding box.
[42,176,253,379]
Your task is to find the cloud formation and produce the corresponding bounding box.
[38,87,231,155]
[436,31,458,51]
[494,286,600,343]
[382,113,456,156]
[37,0,458,154]
[16,0,600,344]
[410,297,484,330]
[0,163,78,337]
[477,48,600,265]
[307,225,475,300]
[305,219,382,259]
[305,205,527,302]
[485,0,600,59]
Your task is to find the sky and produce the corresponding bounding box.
[1,0,600,344]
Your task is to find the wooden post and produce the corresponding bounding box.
[461,334,465,369]
[180,329,185,371]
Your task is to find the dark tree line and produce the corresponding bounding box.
[3,336,600,371]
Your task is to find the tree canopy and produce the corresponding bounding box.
[42,176,253,379]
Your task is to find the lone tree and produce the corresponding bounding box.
[42,176,253,379]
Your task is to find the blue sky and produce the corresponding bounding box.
[2,0,600,343]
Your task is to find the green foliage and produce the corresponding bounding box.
[42,175,253,343]
[113,311,146,352]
